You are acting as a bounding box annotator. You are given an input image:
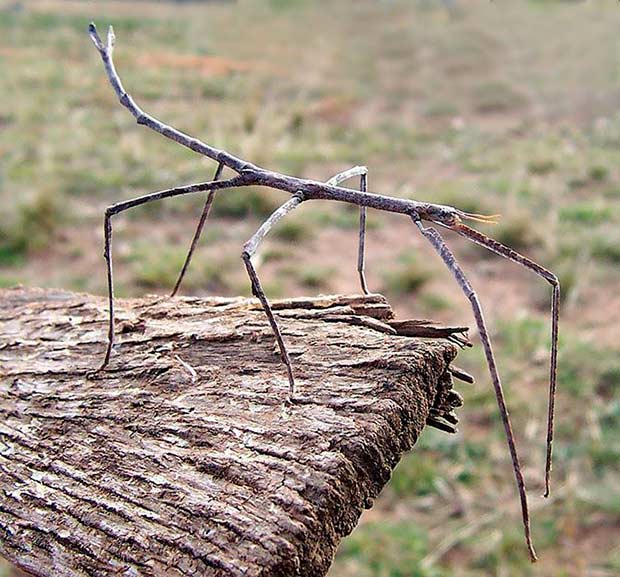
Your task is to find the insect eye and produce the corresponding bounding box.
[435,208,459,226]
[446,213,461,226]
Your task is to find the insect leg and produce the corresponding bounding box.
[172,164,368,298]
[171,162,224,297]
[326,166,370,294]
[98,177,245,370]
[412,215,538,563]
[357,173,370,294]
[241,193,305,399]
[453,222,560,498]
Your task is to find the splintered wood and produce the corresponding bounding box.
[0,288,467,577]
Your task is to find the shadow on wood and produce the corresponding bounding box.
[0,288,468,577]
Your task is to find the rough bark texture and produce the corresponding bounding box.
[0,287,465,577]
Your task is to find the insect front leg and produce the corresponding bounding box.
[241,193,305,399]
[412,214,538,563]
[453,222,560,498]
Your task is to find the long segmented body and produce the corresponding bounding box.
[89,23,559,562]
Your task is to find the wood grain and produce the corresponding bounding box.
[0,288,465,577]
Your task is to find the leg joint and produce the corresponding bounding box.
[409,210,421,223]
[466,288,478,302]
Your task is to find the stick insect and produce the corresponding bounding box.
[89,24,559,562]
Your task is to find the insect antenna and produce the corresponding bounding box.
[459,211,502,224]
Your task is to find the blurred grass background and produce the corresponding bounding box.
[1,0,620,575]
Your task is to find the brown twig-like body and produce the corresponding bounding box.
[88,23,560,561]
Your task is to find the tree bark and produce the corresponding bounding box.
[0,287,467,577]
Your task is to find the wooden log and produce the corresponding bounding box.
[0,287,467,577]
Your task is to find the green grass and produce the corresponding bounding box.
[281,263,334,290]
[311,205,381,230]
[297,265,334,290]
[559,203,615,225]
[0,239,26,267]
[493,215,543,252]
[390,454,441,498]
[527,158,557,176]
[0,275,22,288]
[0,190,65,265]
[591,235,620,263]
[211,188,284,219]
[381,254,433,296]
[471,526,536,576]
[472,81,528,114]
[418,293,452,313]
[127,243,232,292]
[336,521,443,577]
[496,315,547,358]
[559,339,620,399]
[416,181,491,218]
[272,218,314,242]
[588,165,609,182]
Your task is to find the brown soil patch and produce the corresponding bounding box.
[136,52,253,77]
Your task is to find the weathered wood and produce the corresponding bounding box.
[0,288,466,577]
